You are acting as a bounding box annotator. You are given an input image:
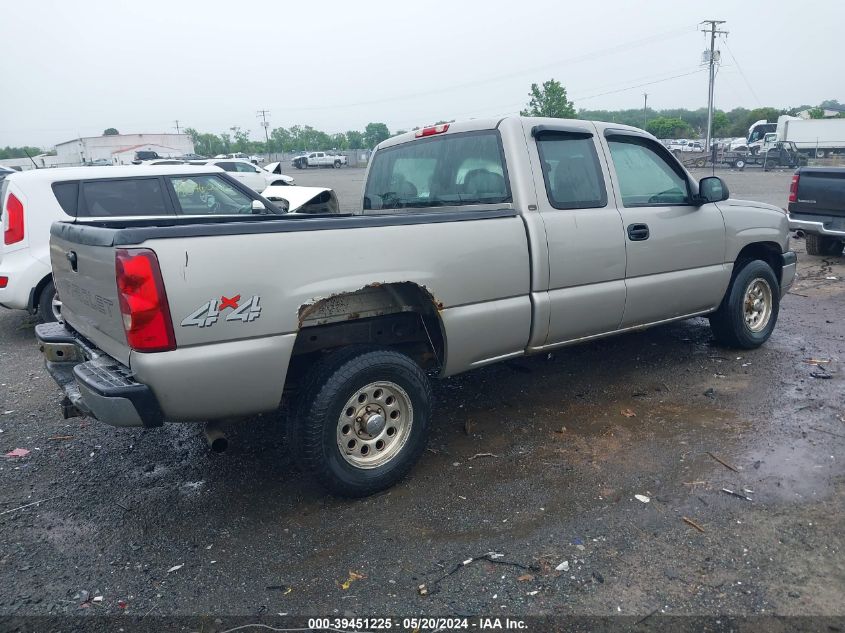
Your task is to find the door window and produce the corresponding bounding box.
[234,162,259,173]
[607,137,690,206]
[536,132,606,209]
[80,178,169,217]
[168,174,257,215]
[215,162,238,172]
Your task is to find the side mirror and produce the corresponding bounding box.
[251,200,266,213]
[697,176,729,204]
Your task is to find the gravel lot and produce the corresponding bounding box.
[1,167,843,628]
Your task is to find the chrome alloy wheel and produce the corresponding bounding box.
[743,277,773,332]
[336,381,413,469]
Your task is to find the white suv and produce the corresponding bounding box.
[0,164,277,322]
[190,158,294,191]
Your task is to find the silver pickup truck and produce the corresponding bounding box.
[36,117,796,496]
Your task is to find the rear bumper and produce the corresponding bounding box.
[0,249,51,311]
[35,322,163,428]
[787,213,845,238]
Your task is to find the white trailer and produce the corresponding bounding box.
[774,115,845,157]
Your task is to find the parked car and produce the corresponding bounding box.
[291,152,346,169]
[262,162,297,185]
[177,153,206,161]
[35,116,795,497]
[132,150,161,164]
[261,185,338,214]
[0,166,15,183]
[189,158,293,192]
[0,165,282,322]
[787,167,845,256]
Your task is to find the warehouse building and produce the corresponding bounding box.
[55,133,195,166]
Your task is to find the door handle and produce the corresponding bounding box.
[627,223,650,241]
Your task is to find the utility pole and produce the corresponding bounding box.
[173,120,181,134]
[257,109,271,162]
[701,19,728,156]
[643,93,648,129]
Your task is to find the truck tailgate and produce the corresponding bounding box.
[790,168,845,217]
[50,223,131,365]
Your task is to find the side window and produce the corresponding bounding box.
[169,174,256,215]
[607,137,690,206]
[536,133,606,209]
[80,178,169,217]
[52,181,79,216]
[216,162,238,172]
[235,162,258,173]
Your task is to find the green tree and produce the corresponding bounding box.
[807,107,826,119]
[231,126,251,152]
[711,111,731,136]
[330,133,348,150]
[520,79,576,118]
[0,146,43,159]
[645,117,693,139]
[103,128,119,136]
[346,130,365,149]
[363,122,390,148]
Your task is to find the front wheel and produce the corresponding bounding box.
[292,347,432,497]
[709,259,780,349]
[334,160,341,168]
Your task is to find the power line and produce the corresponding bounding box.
[256,109,271,160]
[701,19,728,157]
[173,119,181,134]
[270,23,700,113]
[722,40,761,107]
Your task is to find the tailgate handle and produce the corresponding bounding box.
[67,251,78,272]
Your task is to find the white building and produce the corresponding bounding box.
[0,154,61,171]
[55,133,195,166]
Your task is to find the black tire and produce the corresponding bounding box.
[709,259,780,349]
[334,160,341,168]
[805,233,844,256]
[292,347,432,497]
[37,280,59,323]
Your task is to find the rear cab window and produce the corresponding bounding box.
[535,132,606,209]
[364,130,511,211]
[52,181,80,215]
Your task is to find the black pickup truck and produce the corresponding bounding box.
[788,167,845,256]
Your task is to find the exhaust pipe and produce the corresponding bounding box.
[204,421,229,453]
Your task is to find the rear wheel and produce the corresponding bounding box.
[292,347,432,497]
[805,233,844,256]
[37,280,60,323]
[334,160,341,168]
[709,259,780,349]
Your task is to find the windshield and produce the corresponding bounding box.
[364,131,510,211]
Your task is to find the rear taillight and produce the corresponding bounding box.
[115,248,175,352]
[0,276,8,288]
[3,193,24,245]
[788,173,800,203]
[415,123,449,138]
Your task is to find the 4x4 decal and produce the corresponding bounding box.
[181,294,261,328]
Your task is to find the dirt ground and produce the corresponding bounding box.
[0,168,843,630]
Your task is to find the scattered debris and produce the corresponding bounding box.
[266,585,292,595]
[592,571,605,583]
[48,435,74,441]
[468,452,498,460]
[682,516,706,533]
[703,388,716,398]
[0,496,60,516]
[707,451,739,472]
[620,408,637,418]
[527,590,539,596]
[825,276,838,280]
[555,561,570,572]
[92,596,103,603]
[167,564,184,574]
[810,371,832,379]
[340,570,365,590]
[634,494,650,503]
[117,600,127,609]
[803,359,831,366]
[721,488,752,501]
[5,448,30,458]
[463,419,473,435]
[422,552,539,595]
[517,574,534,582]
[417,584,429,596]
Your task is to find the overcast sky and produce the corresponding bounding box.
[1,0,842,147]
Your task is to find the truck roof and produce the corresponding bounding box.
[5,164,223,184]
[377,116,651,150]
